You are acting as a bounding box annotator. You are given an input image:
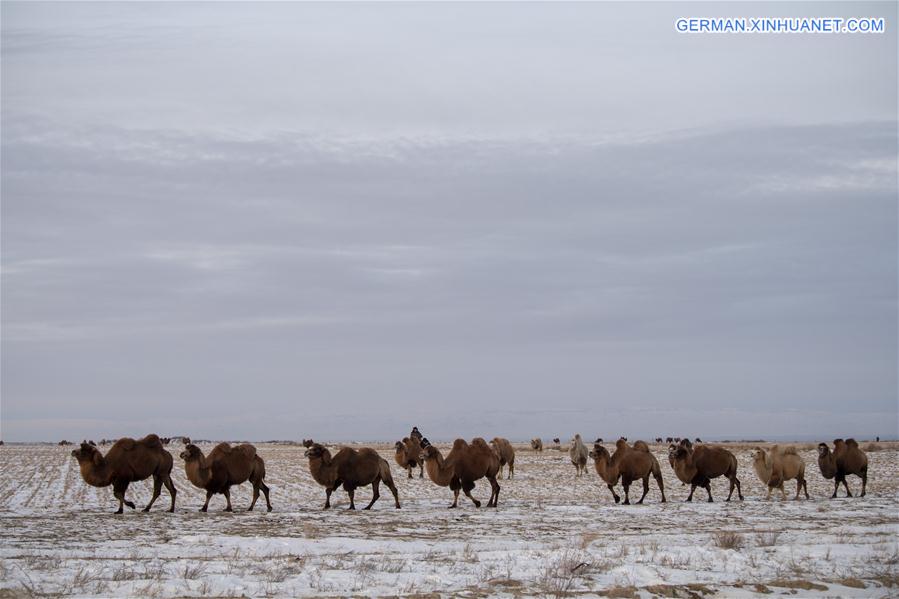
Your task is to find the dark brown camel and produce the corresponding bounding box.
[420,437,500,508]
[818,439,868,498]
[304,442,400,510]
[669,443,743,502]
[180,443,272,512]
[71,434,176,514]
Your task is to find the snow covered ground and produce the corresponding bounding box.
[1,441,896,597]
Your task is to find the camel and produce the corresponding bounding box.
[394,437,424,479]
[818,439,868,498]
[420,437,500,508]
[531,438,543,452]
[490,437,516,480]
[304,442,400,510]
[752,445,808,500]
[590,439,665,504]
[669,443,743,502]
[70,435,176,514]
[180,443,272,512]
[569,434,588,476]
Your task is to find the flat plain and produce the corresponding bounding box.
[0,441,896,598]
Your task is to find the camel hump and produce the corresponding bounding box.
[235,444,257,460]
[471,438,491,451]
[845,438,859,448]
[451,438,469,451]
[778,445,799,456]
[632,440,650,452]
[137,434,163,449]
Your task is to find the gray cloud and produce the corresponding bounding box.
[1,2,896,442]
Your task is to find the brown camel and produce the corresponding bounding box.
[180,443,272,512]
[530,438,543,452]
[490,437,516,480]
[304,442,400,510]
[669,443,743,502]
[818,439,868,498]
[420,437,500,508]
[394,437,424,479]
[71,435,176,514]
[590,439,666,504]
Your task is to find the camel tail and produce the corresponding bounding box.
[255,456,267,481]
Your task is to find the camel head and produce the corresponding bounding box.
[752,447,768,464]
[179,443,202,462]
[419,437,439,460]
[589,443,610,461]
[572,434,582,443]
[394,441,405,451]
[304,443,329,459]
[817,443,830,458]
[71,441,101,465]
[553,438,560,444]
[302,439,314,448]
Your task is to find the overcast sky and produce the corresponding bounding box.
[2,2,896,442]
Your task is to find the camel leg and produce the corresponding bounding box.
[450,488,460,508]
[324,487,333,509]
[201,490,213,512]
[780,483,787,501]
[112,481,132,514]
[622,481,632,505]
[509,462,514,480]
[364,479,380,510]
[407,466,413,479]
[831,479,839,499]
[736,477,743,500]
[608,484,620,504]
[143,475,163,512]
[346,487,356,510]
[841,477,852,498]
[487,475,500,508]
[859,470,867,497]
[654,470,666,503]
[705,483,713,503]
[725,477,735,501]
[223,488,233,512]
[418,463,423,478]
[260,481,272,511]
[163,475,177,512]
[765,485,772,500]
[637,476,650,504]
[686,483,696,502]
[249,483,259,511]
[386,479,401,509]
[462,480,480,508]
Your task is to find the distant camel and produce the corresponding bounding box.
[530,438,543,452]
[420,437,500,508]
[394,437,424,479]
[818,439,868,498]
[752,445,808,500]
[669,443,743,502]
[71,435,176,514]
[590,439,665,504]
[490,437,516,480]
[304,442,400,510]
[180,443,271,512]
[569,434,588,476]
